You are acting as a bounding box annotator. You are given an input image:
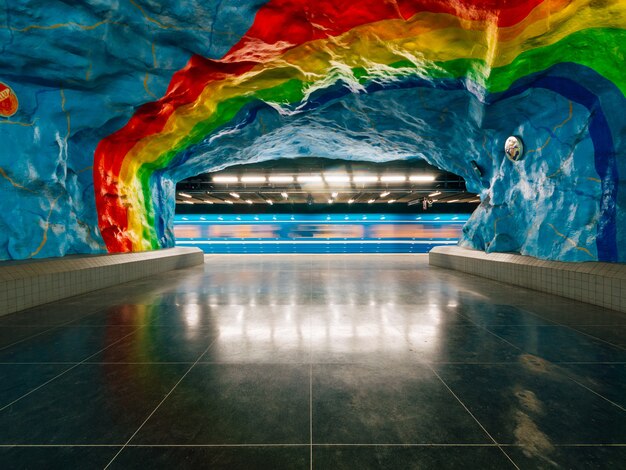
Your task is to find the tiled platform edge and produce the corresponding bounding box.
[430,246,626,313]
[0,247,204,316]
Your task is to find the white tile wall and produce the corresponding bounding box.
[430,246,626,313]
[0,248,204,316]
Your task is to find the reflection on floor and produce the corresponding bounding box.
[0,255,625,469]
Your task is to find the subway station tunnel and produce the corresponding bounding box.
[0,1,625,468]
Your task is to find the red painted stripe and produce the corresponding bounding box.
[99,0,545,179]
[398,0,545,28]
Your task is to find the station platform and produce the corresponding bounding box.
[0,255,624,468]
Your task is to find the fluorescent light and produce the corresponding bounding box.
[266,199,273,205]
[428,191,441,197]
[368,199,376,204]
[297,175,323,183]
[387,199,396,204]
[281,192,288,199]
[203,200,214,204]
[331,192,338,198]
[241,176,266,183]
[381,175,406,183]
[353,175,378,183]
[229,192,240,199]
[179,200,194,204]
[409,175,435,182]
[212,176,238,183]
[245,199,253,205]
[380,191,390,198]
[178,192,192,198]
[348,199,355,204]
[324,174,350,183]
[447,199,459,203]
[268,175,294,183]
[224,200,234,204]
[328,199,334,204]
[470,199,480,203]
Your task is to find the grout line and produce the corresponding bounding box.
[2,443,626,448]
[0,325,145,412]
[553,361,626,365]
[493,307,626,352]
[562,375,626,413]
[0,306,110,352]
[427,365,520,470]
[480,320,626,353]
[559,324,626,352]
[309,258,313,470]
[310,362,313,470]
[454,311,525,353]
[0,360,609,366]
[104,337,219,469]
[388,304,518,468]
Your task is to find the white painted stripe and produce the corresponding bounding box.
[175,220,465,225]
[176,240,458,245]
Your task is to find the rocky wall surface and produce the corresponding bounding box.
[1,0,624,262]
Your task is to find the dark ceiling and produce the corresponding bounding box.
[175,158,479,211]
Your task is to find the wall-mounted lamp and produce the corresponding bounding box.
[505,136,524,162]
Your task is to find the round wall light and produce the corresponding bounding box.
[505,136,524,162]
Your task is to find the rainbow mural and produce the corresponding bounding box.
[91,0,626,262]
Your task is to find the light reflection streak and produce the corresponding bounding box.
[212,304,443,356]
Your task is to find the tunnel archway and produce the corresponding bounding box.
[172,157,476,254]
[91,0,625,262]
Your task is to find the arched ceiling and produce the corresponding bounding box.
[0,0,624,261]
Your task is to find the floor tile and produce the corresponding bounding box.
[87,326,218,363]
[456,303,554,327]
[0,363,186,444]
[312,364,492,444]
[518,304,626,327]
[200,306,311,363]
[484,325,626,363]
[70,304,161,326]
[0,326,139,363]
[0,304,100,326]
[309,312,413,364]
[0,326,52,349]
[0,445,120,469]
[505,445,626,470]
[312,445,514,469]
[0,364,70,408]
[132,364,310,444]
[558,363,626,409]
[109,445,309,469]
[434,362,626,454]
[566,325,626,349]
[408,325,523,364]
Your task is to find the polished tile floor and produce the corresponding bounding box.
[0,255,625,469]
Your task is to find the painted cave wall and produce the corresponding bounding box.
[0,0,624,262]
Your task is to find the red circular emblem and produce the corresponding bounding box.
[0,82,18,118]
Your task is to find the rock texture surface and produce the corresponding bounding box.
[1,0,624,261]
